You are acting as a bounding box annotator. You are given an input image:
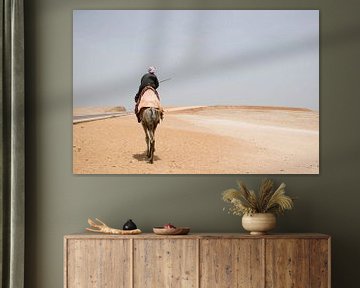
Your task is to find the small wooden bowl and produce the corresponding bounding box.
[153,227,190,235]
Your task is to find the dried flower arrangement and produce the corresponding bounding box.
[222,179,294,216]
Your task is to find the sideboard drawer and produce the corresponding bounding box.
[134,239,198,288]
[200,239,263,288]
[265,238,329,288]
[66,239,131,288]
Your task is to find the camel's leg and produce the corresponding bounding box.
[142,123,150,158]
[149,140,155,164]
[153,126,157,153]
[148,129,155,164]
[149,115,159,163]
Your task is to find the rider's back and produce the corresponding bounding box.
[140,73,159,90]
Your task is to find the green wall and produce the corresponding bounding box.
[25,0,360,287]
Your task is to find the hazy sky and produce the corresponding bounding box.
[73,10,319,111]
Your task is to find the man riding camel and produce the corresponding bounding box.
[134,66,160,123]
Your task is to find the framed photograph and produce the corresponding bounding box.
[73,10,319,174]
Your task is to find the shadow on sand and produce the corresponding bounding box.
[132,151,161,163]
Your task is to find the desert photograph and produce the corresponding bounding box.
[73,10,319,174]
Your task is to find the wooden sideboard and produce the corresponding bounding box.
[64,233,330,288]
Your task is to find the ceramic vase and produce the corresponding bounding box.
[242,213,276,235]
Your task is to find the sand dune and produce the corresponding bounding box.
[73,106,319,174]
[73,106,126,116]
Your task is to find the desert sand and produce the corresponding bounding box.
[73,106,126,116]
[73,106,319,174]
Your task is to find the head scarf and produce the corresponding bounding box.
[148,66,156,74]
